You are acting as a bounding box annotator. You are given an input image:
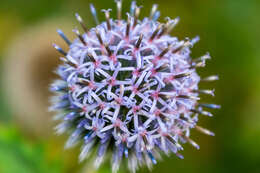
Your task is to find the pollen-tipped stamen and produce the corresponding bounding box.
[133,6,141,28]
[149,24,163,41]
[102,9,112,30]
[115,0,122,21]
[53,43,67,56]
[135,34,143,49]
[73,29,87,45]
[149,4,158,20]
[195,125,215,136]
[57,29,71,45]
[75,13,88,33]
[90,4,100,25]
[201,75,219,82]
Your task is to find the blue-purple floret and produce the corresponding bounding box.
[50,1,219,172]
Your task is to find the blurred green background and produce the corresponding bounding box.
[0,0,259,173]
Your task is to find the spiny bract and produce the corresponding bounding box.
[50,1,220,172]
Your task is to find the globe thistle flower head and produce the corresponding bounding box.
[50,1,220,172]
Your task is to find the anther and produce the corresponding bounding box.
[60,57,77,68]
[104,43,113,57]
[130,1,136,16]
[201,75,219,82]
[133,6,141,28]
[90,4,100,25]
[73,29,87,45]
[95,30,104,45]
[125,14,131,38]
[195,125,215,136]
[159,44,172,57]
[177,95,200,100]
[75,13,88,33]
[102,9,112,30]
[182,135,200,149]
[172,40,192,53]
[53,43,67,56]
[198,103,221,109]
[86,52,96,62]
[189,61,206,69]
[165,17,180,34]
[176,153,184,159]
[57,29,71,45]
[157,24,167,38]
[193,89,215,96]
[190,109,213,117]
[174,72,192,79]
[147,151,157,164]
[77,79,89,86]
[152,11,160,22]
[193,53,211,63]
[149,24,163,41]
[135,34,143,49]
[149,4,158,20]
[115,0,122,21]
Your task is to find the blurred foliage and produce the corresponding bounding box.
[0,0,259,173]
[0,125,63,173]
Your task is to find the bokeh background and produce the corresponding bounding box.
[0,0,259,173]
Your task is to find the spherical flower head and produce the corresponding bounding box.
[50,1,220,172]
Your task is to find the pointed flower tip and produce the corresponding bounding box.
[152,159,157,165]
[179,155,184,159]
[216,105,221,109]
[75,13,83,22]
[90,3,95,9]
[210,132,215,136]
[72,28,80,35]
[52,43,58,47]
[191,36,200,45]
[176,153,184,159]
[56,29,63,34]
[90,3,97,14]
[207,112,213,117]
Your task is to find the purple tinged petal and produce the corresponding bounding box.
[64,112,77,120]
[147,151,157,164]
